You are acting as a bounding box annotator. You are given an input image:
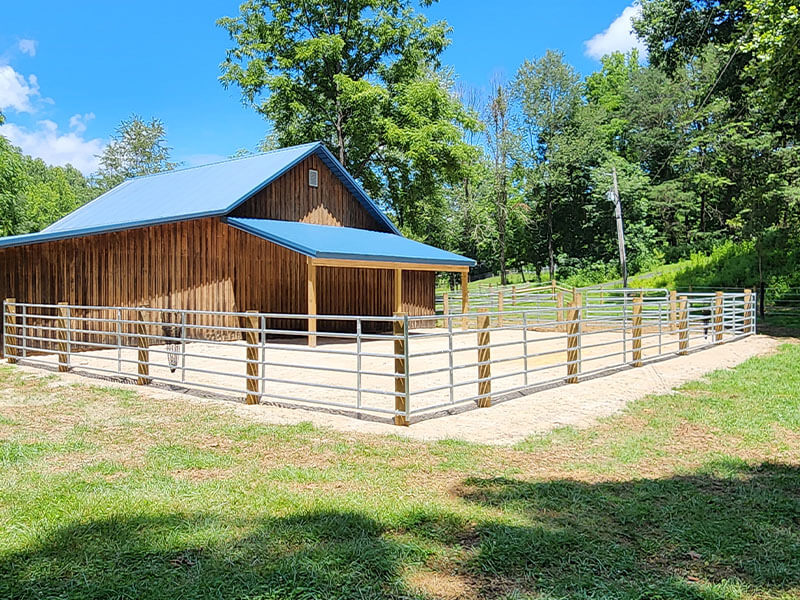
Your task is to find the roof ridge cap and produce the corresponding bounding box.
[126,141,323,182]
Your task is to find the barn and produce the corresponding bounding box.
[0,141,474,351]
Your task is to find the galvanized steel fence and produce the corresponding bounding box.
[2,289,756,425]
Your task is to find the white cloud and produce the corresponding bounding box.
[0,64,41,113]
[0,118,105,174]
[584,4,647,60]
[18,39,37,57]
[69,112,95,133]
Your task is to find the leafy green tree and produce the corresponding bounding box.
[97,115,178,188]
[218,0,479,238]
[0,135,27,236]
[514,50,582,279]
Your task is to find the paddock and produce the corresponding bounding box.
[2,289,756,424]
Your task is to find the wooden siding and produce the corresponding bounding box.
[0,218,434,353]
[230,154,389,231]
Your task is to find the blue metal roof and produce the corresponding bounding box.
[0,141,399,249]
[225,218,476,267]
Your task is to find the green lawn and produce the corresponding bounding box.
[1,343,799,599]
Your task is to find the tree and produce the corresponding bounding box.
[97,115,178,188]
[514,50,582,279]
[485,82,513,284]
[218,0,479,238]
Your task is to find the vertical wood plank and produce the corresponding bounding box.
[57,302,70,372]
[714,291,723,342]
[245,310,260,405]
[136,307,151,385]
[743,288,752,332]
[307,258,317,347]
[566,295,581,383]
[556,290,564,327]
[678,297,689,355]
[669,290,677,332]
[632,295,643,367]
[497,291,504,327]
[3,298,16,363]
[393,312,409,426]
[461,269,469,330]
[477,309,491,408]
[394,268,403,314]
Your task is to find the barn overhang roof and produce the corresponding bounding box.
[224,218,475,271]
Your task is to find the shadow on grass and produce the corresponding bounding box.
[2,463,799,599]
[0,510,431,600]
[456,460,800,598]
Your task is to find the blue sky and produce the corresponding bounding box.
[0,1,644,175]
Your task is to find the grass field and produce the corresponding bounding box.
[1,343,799,599]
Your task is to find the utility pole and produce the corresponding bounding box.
[609,167,628,289]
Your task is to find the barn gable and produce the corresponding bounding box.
[229,152,389,231]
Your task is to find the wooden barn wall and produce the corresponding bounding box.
[0,218,435,354]
[229,154,389,231]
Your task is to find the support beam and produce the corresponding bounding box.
[3,298,16,363]
[307,257,317,347]
[461,269,469,330]
[245,310,260,405]
[394,268,403,314]
[393,312,410,426]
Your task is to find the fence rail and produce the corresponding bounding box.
[2,289,756,424]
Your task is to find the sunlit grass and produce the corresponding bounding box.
[0,344,799,598]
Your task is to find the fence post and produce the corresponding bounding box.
[678,297,689,355]
[556,290,564,329]
[245,310,260,405]
[714,291,723,343]
[57,302,70,372]
[551,279,556,299]
[669,290,677,332]
[512,286,517,306]
[566,296,581,383]
[442,291,449,319]
[477,308,491,407]
[632,295,643,367]
[497,291,504,327]
[393,312,410,426]
[743,288,752,333]
[3,298,16,363]
[136,307,151,385]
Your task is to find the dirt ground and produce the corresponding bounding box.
[9,325,781,444]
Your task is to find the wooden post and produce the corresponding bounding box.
[57,302,70,372]
[245,310,260,405]
[632,295,643,367]
[669,290,677,332]
[556,291,564,328]
[497,291,504,327]
[307,258,317,347]
[442,291,449,316]
[3,298,16,363]
[393,312,409,426]
[551,279,557,299]
[136,307,151,385]
[477,309,491,407]
[714,291,723,342]
[566,294,582,383]
[678,297,689,355]
[394,268,403,314]
[511,285,517,306]
[461,269,469,330]
[743,288,752,332]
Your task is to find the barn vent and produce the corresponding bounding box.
[308,169,319,188]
